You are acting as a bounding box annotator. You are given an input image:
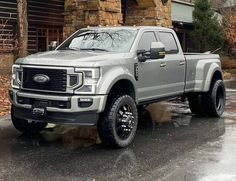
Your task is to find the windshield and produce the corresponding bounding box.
[58,29,138,53]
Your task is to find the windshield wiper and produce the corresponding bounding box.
[64,47,80,51]
[80,48,109,52]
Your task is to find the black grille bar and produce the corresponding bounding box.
[22,68,67,92]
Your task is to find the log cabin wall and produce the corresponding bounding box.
[28,0,65,53]
[0,0,65,54]
[0,0,17,73]
[0,0,17,53]
[0,0,64,73]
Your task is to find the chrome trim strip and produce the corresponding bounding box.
[16,92,70,101]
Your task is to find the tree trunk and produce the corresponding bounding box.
[17,0,28,58]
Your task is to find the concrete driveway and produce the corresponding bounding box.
[0,78,236,181]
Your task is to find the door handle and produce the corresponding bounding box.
[179,61,185,66]
[160,63,167,67]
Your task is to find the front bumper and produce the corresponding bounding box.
[10,89,107,125]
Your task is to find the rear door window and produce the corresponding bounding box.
[158,32,179,54]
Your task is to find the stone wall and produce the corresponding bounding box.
[64,0,172,38]
[64,0,123,37]
[125,0,172,27]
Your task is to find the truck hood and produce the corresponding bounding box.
[16,50,126,67]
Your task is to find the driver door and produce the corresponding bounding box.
[137,31,168,103]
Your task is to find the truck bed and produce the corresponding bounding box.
[183,53,221,93]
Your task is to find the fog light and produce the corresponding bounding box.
[17,96,25,104]
[58,102,66,108]
[78,98,93,108]
[56,101,71,109]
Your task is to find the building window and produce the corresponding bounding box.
[36,28,62,52]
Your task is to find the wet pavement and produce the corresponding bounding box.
[1,78,236,181]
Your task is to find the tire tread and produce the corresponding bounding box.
[97,95,138,148]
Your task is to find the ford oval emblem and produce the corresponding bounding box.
[33,74,50,84]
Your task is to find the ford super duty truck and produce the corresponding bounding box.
[9,26,226,148]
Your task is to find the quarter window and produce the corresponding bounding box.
[158,32,179,54]
[138,32,157,51]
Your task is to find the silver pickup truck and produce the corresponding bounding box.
[9,26,226,148]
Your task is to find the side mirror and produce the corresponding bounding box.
[150,42,166,59]
[137,49,148,62]
[48,41,58,51]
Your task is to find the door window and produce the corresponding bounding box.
[138,32,157,51]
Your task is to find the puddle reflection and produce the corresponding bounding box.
[16,99,226,151]
[3,79,236,180]
[11,102,227,181]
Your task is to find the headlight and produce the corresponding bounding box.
[11,64,22,89]
[74,68,100,94]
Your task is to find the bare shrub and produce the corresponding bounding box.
[220,0,236,55]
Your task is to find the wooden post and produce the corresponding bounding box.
[17,0,28,58]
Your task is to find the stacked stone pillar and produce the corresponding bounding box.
[64,0,172,38]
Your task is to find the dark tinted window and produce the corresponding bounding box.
[159,32,179,54]
[138,32,157,51]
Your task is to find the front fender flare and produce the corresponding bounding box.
[97,67,137,102]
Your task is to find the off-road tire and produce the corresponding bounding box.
[202,80,226,117]
[11,106,47,134]
[97,95,138,148]
[188,93,206,116]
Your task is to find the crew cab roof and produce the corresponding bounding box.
[79,26,172,32]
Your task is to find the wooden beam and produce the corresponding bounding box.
[17,0,28,57]
[136,0,156,7]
